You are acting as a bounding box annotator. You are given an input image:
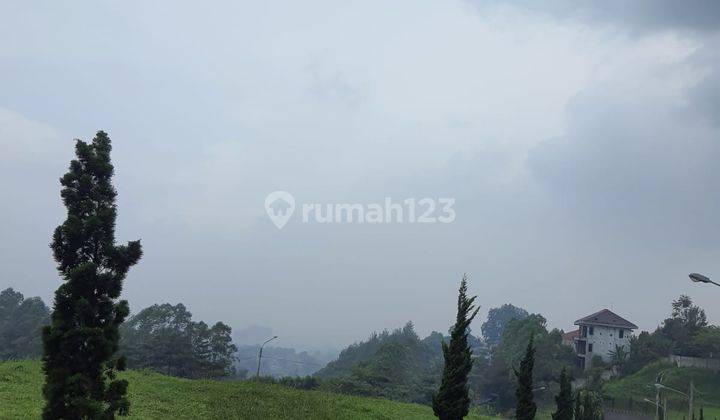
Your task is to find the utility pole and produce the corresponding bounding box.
[255,335,278,378]
[663,397,667,420]
[656,385,661,420]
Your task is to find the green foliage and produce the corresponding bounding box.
[481,304,529,348]
[0,288,50,360]
[625,331,672,374]
[603,361,720,416]
[552,368,573,420]
[42,131,142,419]
[659,295,708,357]
[0,360,497,419]
[433,275,480,420]
[276,375,321,390]
[583,359,605,392]
[318,322,445,404]
[120,303,237,379]
[608,344,628,372]
[481,314,576,412]
[692,326,720,359]
[514,337,537,420]
[574,390,603,420]
[623,295,716,376]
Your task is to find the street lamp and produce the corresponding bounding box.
[256,336,278,378]
[689,273,720,287]
[654,383,688,398]
[653,381,696,420]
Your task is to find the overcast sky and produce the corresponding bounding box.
[1,1,719,350]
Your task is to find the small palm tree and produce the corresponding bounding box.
[608,345,628,372]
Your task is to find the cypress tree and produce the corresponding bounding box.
[432,274,480,420]
[42,131,142,419]
[515,336,537,420]
[575,390,603,420]
[552,367,573,420]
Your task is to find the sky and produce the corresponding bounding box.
[1,1,719,351]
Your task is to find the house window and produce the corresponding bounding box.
[581,326,588,338]
[588,343,593,352]
[589,326,594,336]
[619,329,624,339]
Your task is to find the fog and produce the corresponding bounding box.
[1,1,719,351]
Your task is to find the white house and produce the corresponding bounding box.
[566,309,638,369]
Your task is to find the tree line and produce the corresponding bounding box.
[0,288,238,380]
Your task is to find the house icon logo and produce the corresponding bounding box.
[264,191,295,229]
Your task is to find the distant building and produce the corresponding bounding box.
[562,329,579,347]
[564,309,638,369]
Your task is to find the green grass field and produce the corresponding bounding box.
[0,361,495,420]
[603,361,720,420]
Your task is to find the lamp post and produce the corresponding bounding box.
[689,273,720,287]
[655,382,694,420]
[643,398,662,420]
[256,336,278,378]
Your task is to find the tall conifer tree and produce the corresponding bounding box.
[515,336,537,420]
[42,131,142,419]
[433,274,480,420]
[552,367,573,420]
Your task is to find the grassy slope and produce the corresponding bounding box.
[603,361,720,420]
[0,361,494,420]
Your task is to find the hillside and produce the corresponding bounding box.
[314,324,449,404]
[0,361,493,420]
[603,361,720,419]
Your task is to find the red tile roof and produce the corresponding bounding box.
[563,329,580,341]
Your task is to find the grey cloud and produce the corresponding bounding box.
[476,0,720,33]
[529,71,720,247]
[2,0,720,351]
[686,39,720,126]
[521,32,720,332]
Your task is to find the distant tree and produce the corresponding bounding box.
[478,351,516,412]
[120,303,237,379]
[693,326,720,359]
[0,288,50,360]
[625,331,672,374]
[277,375,321,390]
[479,313,575,413]
[552,367,573,420]
[515,336,537,420]
[672,296,707,330]
[42,131,142,419]
[235,344,324,378]
[317,321,443,404]
[482,304,529,348]
[433,275,480,420]
[661,295,707,356]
